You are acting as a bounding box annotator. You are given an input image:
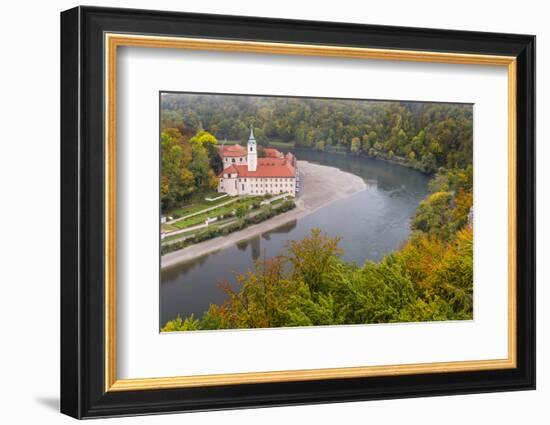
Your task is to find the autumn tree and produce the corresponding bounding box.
[160,128,194,210]
[200,256,300,329]
[350,137,361,153]
[159,95,475,332]
[286,228,343,296]
[161,128,223,213]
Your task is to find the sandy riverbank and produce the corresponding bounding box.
[161,160,366,269]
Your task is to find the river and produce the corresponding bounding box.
[160,149,429,326]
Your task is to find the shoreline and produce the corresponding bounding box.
[161,160,367,269]
[266,142,433,175]
[298,147,433,176]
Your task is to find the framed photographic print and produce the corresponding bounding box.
[60,6,535,419]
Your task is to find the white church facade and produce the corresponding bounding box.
[217,127,297,197]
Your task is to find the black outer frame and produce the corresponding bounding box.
[60,5,536,419]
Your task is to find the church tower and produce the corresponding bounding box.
[247,125,257,172]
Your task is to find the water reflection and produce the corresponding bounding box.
[160,150,429,325]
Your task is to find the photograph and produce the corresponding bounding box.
[159,92,474,332]
[57,4,536,418]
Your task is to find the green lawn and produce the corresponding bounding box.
[166,194,231,219]
[171,196,263,230]
[163,216,238,243]
[161,223,179,232]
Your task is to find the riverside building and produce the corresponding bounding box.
[217,127,297,197]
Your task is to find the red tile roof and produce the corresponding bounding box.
[263,148,283,158]
[220,158,295,178]
[218,144,246,157]
[223,165,239,174]
[257,158,286,166]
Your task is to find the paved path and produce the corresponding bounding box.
[161,160,366,269]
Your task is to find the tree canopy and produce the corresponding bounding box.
[161,93,473,173]
[160,128,221,212]
[162,165,474,332]
[160,93,474,331]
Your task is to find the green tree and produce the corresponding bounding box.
[190,130,221,172]
[189,143,210,190]
[412,191,454,239]
[160,128,195,210]
[314,140,326,151]
[286,228,343,296]
[161,314,200,332]
[350,137,361,153]
[236,205,248,220]
[161,94,472,174]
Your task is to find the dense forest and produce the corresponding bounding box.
[161,128,222,212]
[161,93,473,174]
[160,93,473,330]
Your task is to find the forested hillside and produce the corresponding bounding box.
[160,93,474,331]
[162,165,474,331]
[161,93,473,174]
[161,128,221,212]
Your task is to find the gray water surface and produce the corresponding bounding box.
[160,150,429,325]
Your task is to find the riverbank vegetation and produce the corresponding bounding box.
[160,93,473,331]
[161,199,297,256]
[167,193,229,220]
[161,93,472,174]
[167,196,264,231]
[161,127,222,213]
[162,165,473,331]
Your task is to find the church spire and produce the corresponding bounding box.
[247,124,257,172]
[248,124,256,144]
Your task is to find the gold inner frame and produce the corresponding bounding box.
[104,33,517,392]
